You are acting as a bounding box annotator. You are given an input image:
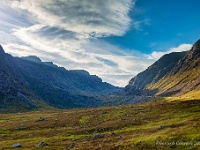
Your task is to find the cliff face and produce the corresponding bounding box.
[124,39,200,98]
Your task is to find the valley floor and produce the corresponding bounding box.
[0,98,200,150]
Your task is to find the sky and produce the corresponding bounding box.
[0,0,199,87]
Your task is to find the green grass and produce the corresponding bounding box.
[0,99,200,150]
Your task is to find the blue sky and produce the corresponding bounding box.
[0,0,199,87]
[106,0,200,53]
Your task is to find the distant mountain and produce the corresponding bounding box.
[0,45,119,112]
[122,39,200,102]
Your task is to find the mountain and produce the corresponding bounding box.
[0,46,37,112]
[0,45,119,112]
[123,39,200,100]
[124,51,187,96]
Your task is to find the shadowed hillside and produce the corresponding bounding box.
[0,45,120,112]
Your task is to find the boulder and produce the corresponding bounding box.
[134,107,142,111]
[13,143,22,148]
[70,143,75,148]
[39,141,48,146]
[160,125,165,129]
[94,133,103,139]
[38,117,45,121]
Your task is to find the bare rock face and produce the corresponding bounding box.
[173,39,200,72]
[190,39,200,55]
[186,39,200,62]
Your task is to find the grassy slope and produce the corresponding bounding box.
[0,98,200,150]
[0,98,53,114]
[147,63,200,96]
[167,86,200,101]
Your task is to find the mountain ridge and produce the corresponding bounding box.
[0,45,120,112]
[123,51,188,96]
[123,39,200,99]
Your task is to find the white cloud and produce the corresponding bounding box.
[10,0,134,37]
[148,44,192,59]
[3,43,37,56]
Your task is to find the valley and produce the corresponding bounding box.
[1,1,200,150]
[0,39,200,150]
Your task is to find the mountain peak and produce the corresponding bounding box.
[186,39,200,61]
[195,39,200,44]
[192,39,200,51]
[0,44,5,54]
